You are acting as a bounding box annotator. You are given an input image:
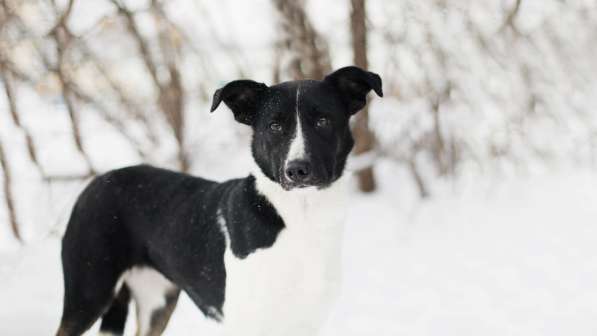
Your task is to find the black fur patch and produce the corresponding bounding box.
[61,165,285,324]
[221,176,285,259]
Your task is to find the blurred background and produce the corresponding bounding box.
[1,0,597,335]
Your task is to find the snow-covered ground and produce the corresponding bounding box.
[1,0,596,335]
[1,162,596,336]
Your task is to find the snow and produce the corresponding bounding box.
[1,0,597,334]
[2,162,597,336]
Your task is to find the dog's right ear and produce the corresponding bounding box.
[210,80,268,125]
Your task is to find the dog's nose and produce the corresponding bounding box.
[285,160,311,183]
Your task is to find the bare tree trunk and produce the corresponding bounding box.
[350,0,376,192]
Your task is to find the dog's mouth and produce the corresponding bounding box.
[279,175,330,191]
[280,180,308,191]
[282,182,313,191]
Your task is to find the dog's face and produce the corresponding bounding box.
[211,66,382,190]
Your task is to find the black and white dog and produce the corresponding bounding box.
[56,66,382,336]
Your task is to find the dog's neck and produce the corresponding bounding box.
[249,162,349,230]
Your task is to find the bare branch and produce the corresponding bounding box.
[68,85,151,161]
[151,0,188,171]
[74,40,159,145]
[408,157,430,199]
[500,0,522,34]
[43,173,94,183]
[50,29,96,175]
[109,0,189,171]
[272,0,331,80]
[111,0,162,90]
[0,137,22,242]
[47,1,97,175]
[48,0,75,36]
[0,55,150,162]
[0,68,45,176]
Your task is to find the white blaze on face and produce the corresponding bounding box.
[285,85,307,168]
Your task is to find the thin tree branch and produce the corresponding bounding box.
[0,55,150,162]
[151,0,188,171]
[51,29,96,175]
[0,137,22,242]
[111,0,162,90]
[48,0,75,36]
[272,0,331,80]
[500,0,522,34]
[43,173,94,183]
[48,2,96,175]
[111,0,189,171]
[0,68,45,177]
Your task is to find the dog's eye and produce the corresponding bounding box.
[269,122,283,132]
[315,117,330,128]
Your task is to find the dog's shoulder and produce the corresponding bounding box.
[218,175,286,259]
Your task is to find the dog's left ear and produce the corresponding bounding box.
[324,66,383,115]
[210,80,268,125]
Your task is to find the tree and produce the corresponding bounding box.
[350,0,377,192]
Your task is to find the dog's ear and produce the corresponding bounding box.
[210,80,268,125]
[324,66,383,115]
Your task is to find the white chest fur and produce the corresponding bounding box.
[218,170,348,336]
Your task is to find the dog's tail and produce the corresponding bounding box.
[99,285,131,335]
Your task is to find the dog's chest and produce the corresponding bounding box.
[220,188,346,335]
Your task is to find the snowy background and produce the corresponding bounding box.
[1,0,597,335]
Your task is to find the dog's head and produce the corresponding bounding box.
[211,66,382,190]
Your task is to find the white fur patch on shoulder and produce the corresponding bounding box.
[217,208,230,247]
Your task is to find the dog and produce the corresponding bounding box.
[56,66,382,336]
